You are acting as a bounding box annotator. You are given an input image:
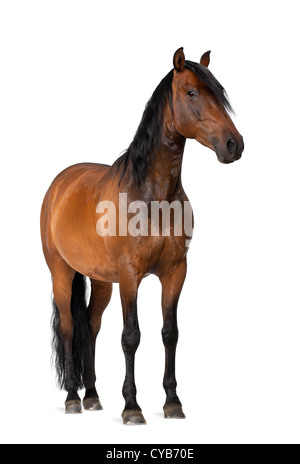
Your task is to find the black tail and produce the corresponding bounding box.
[51,272,91,390]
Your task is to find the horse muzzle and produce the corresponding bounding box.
[216,136,244,164]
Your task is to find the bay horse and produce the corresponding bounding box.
[40,48,244,424]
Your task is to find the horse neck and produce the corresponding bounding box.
[143,106,186,200]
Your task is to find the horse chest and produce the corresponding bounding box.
[123,235,188,276]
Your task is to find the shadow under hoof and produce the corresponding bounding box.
[122,410,147,425]
[163,403,186,419]
[83,397,103,411]
[65,400,82,414]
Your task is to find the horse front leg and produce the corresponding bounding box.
[119,269,146,425]
[160,258,187,419]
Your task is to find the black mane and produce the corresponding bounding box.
[114,69,174,186]
[185,60,233,113]
[114,61,232,186]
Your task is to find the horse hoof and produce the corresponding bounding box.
[83,397,103,411]
[65,400,82,414]
[122,410,147,425]
[163,403,186,419]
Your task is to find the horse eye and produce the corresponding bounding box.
[187,89,197,98]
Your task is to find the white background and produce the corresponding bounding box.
[1,0,299,444]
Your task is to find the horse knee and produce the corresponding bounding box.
[162,322,178,348]
[122,325,141,354]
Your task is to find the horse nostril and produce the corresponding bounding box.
[226,138,236,153]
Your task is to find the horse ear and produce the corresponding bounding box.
[173,47,185,73]
[200,51,211,67]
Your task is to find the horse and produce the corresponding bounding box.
[40,47,244,424]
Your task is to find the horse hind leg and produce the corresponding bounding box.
[51,259,91,414]
[82,279,112,411]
